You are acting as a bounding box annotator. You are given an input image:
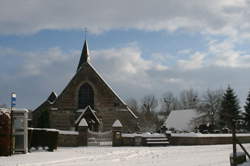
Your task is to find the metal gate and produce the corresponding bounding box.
[87,130,112,146]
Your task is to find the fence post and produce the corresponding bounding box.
[78,118,88,146]
[112,120,123,147]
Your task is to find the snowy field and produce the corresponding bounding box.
[1,144,250,166]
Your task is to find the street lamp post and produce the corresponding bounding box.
[10,92,16,155]
[232,120,237,166]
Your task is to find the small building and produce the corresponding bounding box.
[32,40,138,132]
[164,109,206,132]
[0,108,28,154]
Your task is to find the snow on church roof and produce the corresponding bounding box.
[88,63,138,119]
[164,109,199,131]
[79,118,88,127]
[112,120,123,127]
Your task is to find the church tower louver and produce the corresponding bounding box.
[32,39,138,132]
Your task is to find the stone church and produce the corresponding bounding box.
[32,40,138,132]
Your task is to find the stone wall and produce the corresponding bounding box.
[58,131,79,147]
[121,136,147,146]
[169,134,250,145]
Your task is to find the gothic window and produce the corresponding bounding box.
[78,83,94,109]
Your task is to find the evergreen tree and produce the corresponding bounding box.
[219,86,241,129]
[244,90,250,130]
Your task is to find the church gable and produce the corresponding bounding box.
[33,40,138,131]
[54,62,127,111]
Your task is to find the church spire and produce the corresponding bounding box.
[77,40,89,71]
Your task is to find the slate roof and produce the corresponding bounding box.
[87,63,138,119]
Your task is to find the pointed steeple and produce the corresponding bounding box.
[77,40,89,71]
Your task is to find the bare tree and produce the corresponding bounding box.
[196,89,224,128]
[139,95,160,132]
[141,95,158,112]
[126,98,140,116]
[160,91,179,117]
[179,88,199,109]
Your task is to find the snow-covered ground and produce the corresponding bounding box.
[1,144,250,166]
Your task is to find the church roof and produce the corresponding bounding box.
[77,40,89,71]
[88,63,138,119]
[75,40,137,120]
[76,40,129,110]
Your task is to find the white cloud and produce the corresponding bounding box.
[178,49,193,55]
[0,47,76,77]
[163,78,182,84]
[208,39,250,68]
[177,52,206,70]
[0,0,249,38]
[1,0,250,109]
[0,46,78,108]
[91,45,165,83]
[0,43,250,109]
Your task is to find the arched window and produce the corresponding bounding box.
[78,83,94,109]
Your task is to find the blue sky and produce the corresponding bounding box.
[0,0,250,109]
[0,29,207,58]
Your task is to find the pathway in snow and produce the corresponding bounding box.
[1,144,250,166]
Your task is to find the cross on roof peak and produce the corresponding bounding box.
[84,27,88,40]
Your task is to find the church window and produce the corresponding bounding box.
[78,83,94,109]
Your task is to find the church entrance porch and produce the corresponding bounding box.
[75,106,100,132]
[77,117,113,146]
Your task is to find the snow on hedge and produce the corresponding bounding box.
[59,130,79,135]
[28,128,59,132]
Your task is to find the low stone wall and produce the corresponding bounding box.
[58,130,250,146]
[122,136,146,146]
[169,133,250,145]
[58,131,79,147]
[120,133,166,146]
